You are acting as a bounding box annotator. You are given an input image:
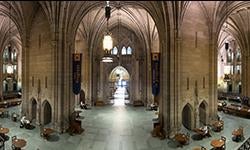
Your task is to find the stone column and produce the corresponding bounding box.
[21,37,30,116]
[0,49,3,100]
[194,80,199,128]
[242,54,250,96]
[135,60,140,101]
[98,62,104,102]
[147,54,153,105]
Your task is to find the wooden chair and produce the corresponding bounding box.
[239,126,244,138]
[201,146,206,150]
[11,136,17,142]
[221,136,226,150]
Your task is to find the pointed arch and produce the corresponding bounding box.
[30,98,37,121]
[127,46,132,55]
[121,46,127,55]
[41,100,52,125]
[109,66,130,82]
[182,103,193,130]
[199,100,208,125]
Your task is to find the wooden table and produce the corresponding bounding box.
[42,128,54,139]
[175,133,189,145]
[212,121,223,132]
[12,138,27,149]
[193,146,206,150]
[0,108,5,112]
[193,128,205,135]
[0,127,9,134]
[210,139,225,149]
[43,128,53,135]
[232,129,241,136]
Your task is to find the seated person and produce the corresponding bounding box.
[150,103,158,111]
[20,116,30,128]
[202,125,211,137]
[80,101,88,109]
[12,113,18,122]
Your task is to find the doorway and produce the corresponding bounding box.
[109,66,130,106]
[182,103,193,130]
[43,100,52,125]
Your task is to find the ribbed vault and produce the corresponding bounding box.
[76,2,159,54]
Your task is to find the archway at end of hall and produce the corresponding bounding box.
[182,103,193,130]
[42,100,52,125]
[109,66,130,106]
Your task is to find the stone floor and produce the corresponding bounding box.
[0,104,250,150]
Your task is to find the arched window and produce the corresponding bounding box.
[127,46,132,55]
[3,48,9,62]
[237,50,241,62]
[121,46,126,55]
[13,49,17,62]
[112,46,118,55]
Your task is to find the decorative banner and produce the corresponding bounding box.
[72,53,82,95]
[152,53,160,96]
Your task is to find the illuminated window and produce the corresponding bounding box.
[127,46,132,55]
[121,46,126,55]
[112,46,118,55]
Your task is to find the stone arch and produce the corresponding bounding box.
[80,89,85,104]
[199,100,208,125]
[182,103,193,130]
[108,66,130,101]
[30,98,37,121]
[41,100,52,125]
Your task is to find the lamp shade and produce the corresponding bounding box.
[103,34,113,50]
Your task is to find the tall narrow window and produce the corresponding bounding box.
[203,77,205,89]
[187,77,189,90]
[32,76,34,87]
[39,34,41,49]
[112,46,118,55]
[127,46,132,55]
[121,46,126,55]
[45,76,47,88]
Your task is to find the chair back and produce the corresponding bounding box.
[11,144,16,150]
[11,136,17,142]
[201,146,206,150]
[239,126,244,135]
[221,136,226,150]
[0,138,4,150]
[221,136,226,141]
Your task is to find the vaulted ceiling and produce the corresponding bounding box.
[76,1,159,53]
[0,1,250,55]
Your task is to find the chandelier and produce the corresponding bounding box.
[7,2,14,75]
[102,1,113,63]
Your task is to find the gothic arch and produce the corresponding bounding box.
[41,100,52,125]
[182,103,194,130]
[30,98,37,121]
[199,100,208,125]
[109,66,130,82]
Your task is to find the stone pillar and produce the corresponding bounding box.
[98,62,104,102]
[0,50,3,101]
[194,80,199,128]
[147,53,153,105]
[36,98,41,125]
[135,60,140,101]
[21,38,30,117]
[242,55,250,96]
